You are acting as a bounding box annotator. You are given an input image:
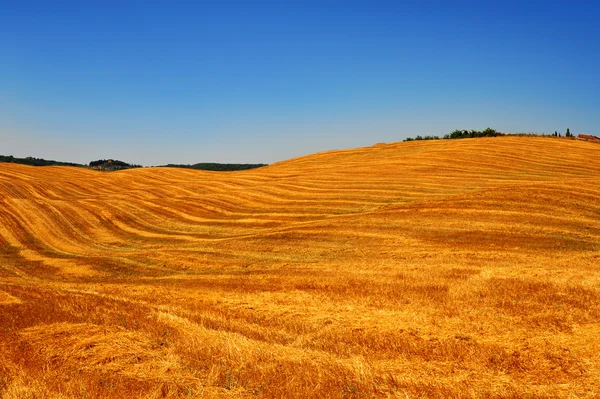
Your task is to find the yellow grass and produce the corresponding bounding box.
[1,136,600,398]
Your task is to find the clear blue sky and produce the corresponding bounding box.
[1,1,599,165]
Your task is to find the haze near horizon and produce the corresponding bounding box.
[1,0,599,165]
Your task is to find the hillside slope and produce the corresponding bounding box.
[1,137,600,398]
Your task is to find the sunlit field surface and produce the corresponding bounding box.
[1,137,600,398]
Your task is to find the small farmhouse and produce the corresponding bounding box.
[578,134,600,142]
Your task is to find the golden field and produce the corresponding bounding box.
[1,136,600,398]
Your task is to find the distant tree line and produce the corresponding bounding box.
[404,135,442,142]
[404,128,576,142]
[0,155,265,172]
[89,159,142,171]
[159,163,267,171]
[552,128,574,138]
[404,128,502,142]
[0,155,84,167]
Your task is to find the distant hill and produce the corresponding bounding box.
[159,163,267,171]
[0,155,84,167]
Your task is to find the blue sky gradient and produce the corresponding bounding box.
[1,1,599,165]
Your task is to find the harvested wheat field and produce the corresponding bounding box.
[1,136,600,398]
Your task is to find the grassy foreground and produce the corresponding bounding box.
[1,137,600,398]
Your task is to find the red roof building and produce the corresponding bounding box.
[578,134,600,142]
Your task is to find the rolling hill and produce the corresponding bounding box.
[1,136,600,398]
